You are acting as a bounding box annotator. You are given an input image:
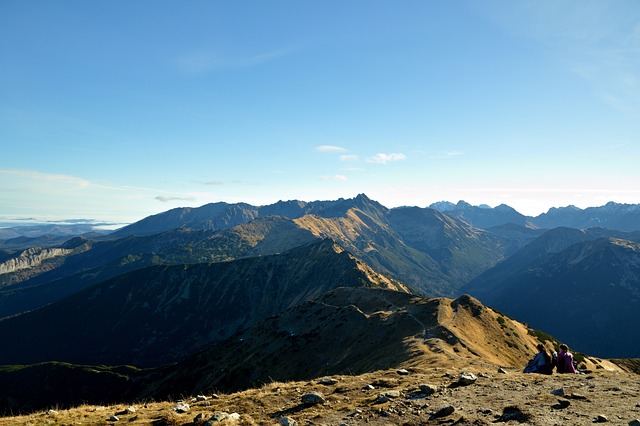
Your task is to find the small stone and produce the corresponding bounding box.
[109,415,120,422]
[456,372,478,386]
[210,393,220,399]
[595,414,608,423]
[301,392,325,405]
[381,390,401,398]
[372,378,397,388]
[194,413,205,422]
[377,395,390,404]
[124,406,136,414]
[173,402,190,413]
[628,420,640,426]
[551,388,565,396]
[552,399,570,409]
[397,368,410,375]
[196,394,209,401]
[419,384,438,395]
[497,368,508,374]
[362,384,375,391]
[205,412,230,425]
[47,410,58,416]
[349,409,363,417]
[568,393,588,400]
[317,377,338,385]
[432,405,455,418]
[280,417,297,426]
[497,406,529,422]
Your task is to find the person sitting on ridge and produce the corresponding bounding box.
[524,343,551,374]
[556,344,577,374]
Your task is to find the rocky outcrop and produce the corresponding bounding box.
[0,247,72,275]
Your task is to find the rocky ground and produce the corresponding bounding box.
[1,363,639,426]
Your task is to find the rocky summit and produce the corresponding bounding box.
[1,363,638,425]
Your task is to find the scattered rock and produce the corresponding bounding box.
[301,392,325,405]
[495,406,530,423]
[348,409,363,417]
[419,384,438,395]
[196,394,209,401]
[372,378,397,388]
[456,372,478,386]
[124,406,136,414]
[362,384,375,391]
[551,388,565,396]
[210,394,220,399]
[204,412,240,425]
[280,417,297,426]
[397,368,410,375]
[109,415,119,422]
[594,415,608,423]
[381,390,401,398]
[194,413,205,422]
[173,402,190,413]
[317,377,338,385]
[377,390,401,403]
[498,368,508,374]
[47,410,58,416]
[628,421,640,426]
[568,393,588,400]
[552,399,571,410]
[432,405,455,418]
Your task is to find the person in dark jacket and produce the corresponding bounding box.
[556,344,577,374]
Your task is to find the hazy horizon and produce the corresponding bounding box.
[2,1,639,224]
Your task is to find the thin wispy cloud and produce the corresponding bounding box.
[204,180,224,186]
[316,145,348,153]
[0,169,91,188]
[155,195,196,203]
[366,153,407,164]
[339,154,359,162]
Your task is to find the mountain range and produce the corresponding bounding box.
[0,194,639,413]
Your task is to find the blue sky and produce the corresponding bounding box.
[1,0,640,226]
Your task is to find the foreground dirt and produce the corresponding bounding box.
[1,363,639,426]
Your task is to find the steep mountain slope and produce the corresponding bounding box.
[0,239,405,367]
[387,207,506,285]
[146,288,551,398]
[0,217,319,319]
[462,227,640,298]
[2,287,616,414]
[292,196,513,296]
[463,237,640,358]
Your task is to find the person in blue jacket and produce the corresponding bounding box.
[524,344,551,374]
